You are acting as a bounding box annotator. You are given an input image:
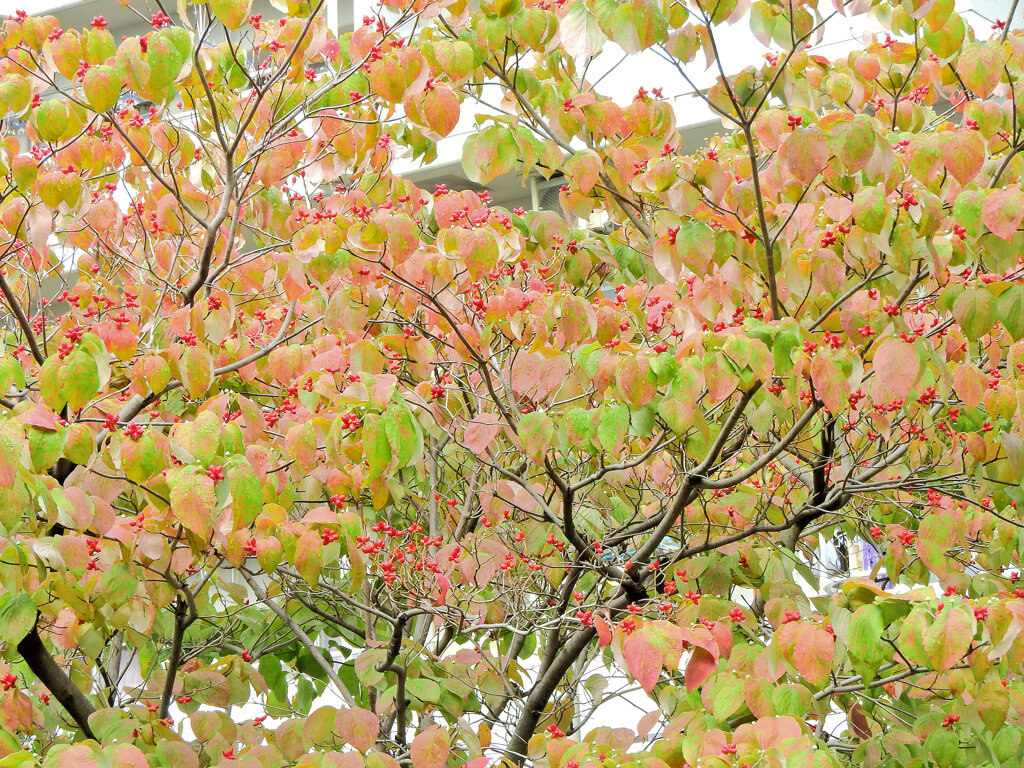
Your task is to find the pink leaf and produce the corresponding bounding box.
[623,630,664,693]
[810,354,850,414]
[19,405,59,431]
[982,188,1024,241]
[872,339,921,401]
[465,413,503,456]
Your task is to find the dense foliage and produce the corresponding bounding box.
[2,0,1024,766]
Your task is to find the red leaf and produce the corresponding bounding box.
[685,647,718,691]
[849,702,871,739]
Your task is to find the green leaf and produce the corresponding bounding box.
[836,116,875,173]
[169,467,216,539]
[462,125,519,184]
[925,727,959,767]
[121,431,165,484]
[852,186,887,234]
[519,411,554,464]
[100,563,137,607]
[997,285,1024,340]
[597,404,630,455]
[952,288,996,340]
[226,456,262,527]
[847,604,884,663]
[923,13,964,59]
[384,402,421,470]
[33,100,70,143]
[179,346,214,400]
[63,350,100,411]
[406,678,442,703]
[363,414,392,478]
[83,65,121,113]
[0,592,35,648]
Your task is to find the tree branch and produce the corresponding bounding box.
[18,625,96,740]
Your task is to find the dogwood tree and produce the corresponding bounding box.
[0,0,1023,765]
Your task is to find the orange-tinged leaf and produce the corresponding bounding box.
[784,125,829,184]
[836,115,875,173]
[55,746,97,768]
[916,513,955,578]
[685,647,718,691]
[952,362,986,409]
[422,84,459,137]
[336,707,379,753]
[294,529,323,586]
[958,41,1005,97]
[169,468,216,539]
[410,725,449,768]
[564,149,602,194]
[457,228,499,281]
[369,56,407,103]
[623,629,664,693]
[940,130,985,186]
[922,603,974,672]
[791,625,835,687]
[209,0,252,29]
[461,125,520,185]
